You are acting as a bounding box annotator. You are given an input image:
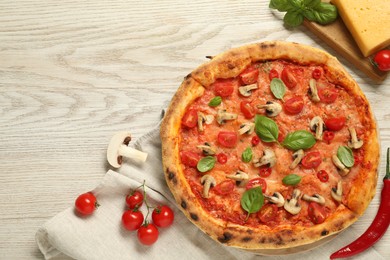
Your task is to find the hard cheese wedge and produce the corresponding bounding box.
[331,0,390,57]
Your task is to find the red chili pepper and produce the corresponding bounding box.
[330,147,390,259]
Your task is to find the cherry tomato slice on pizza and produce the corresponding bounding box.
[317,170,329,182]
[240,101,255,119]
[213,78,237,97]
[311,68,322,80]
[323,131,335,144]
[216,153,228,164]
[325,117,346,131]
[182,109,198,128]
[283,96,304,115]
[259,167,272,178]
[180,151,200,167]
[308,202,328,224]
[269,69,279,80]
[217,131,238,148]
[258,203,278,223]
[246,178,267,193]
[239,65,259,85]
[318,87,338,103]
[251,135,260,146]
[301,151,322,169]
[281,67,298,89]
[214,180,235,196]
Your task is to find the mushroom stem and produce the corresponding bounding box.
[118,145,148,162]
[332,155,350,176]
[348,127,364,149]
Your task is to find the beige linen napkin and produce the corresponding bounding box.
[36,122,384,260]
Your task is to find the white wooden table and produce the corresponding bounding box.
[1,1,389,259]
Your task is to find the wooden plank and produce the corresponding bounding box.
[303,18,388,83]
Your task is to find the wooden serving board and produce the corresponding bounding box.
[303,18,388,83]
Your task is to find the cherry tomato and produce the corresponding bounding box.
[325,117,346,131]
[251,135,260,146]
[122,210,144,231]
[126,190,144,209]
[258,203,278,223]
[259,167,272,178]
[318,87,338,103]
[213,78,237,97]
[182,109,198,128]
[239,65,259,85]
[240,101,255,119]
[180,151,200,167]
[281,67,298,89]
[246,178,267,193]
[137,223,159,246]
[283,96,304,115]
[323,131,335,144]
[214,180,235,195]
[311,68,322,80]
[317,170,329,182]
[217,131,238,148]
[373,49,390,71]
[301,151,322,169]
[75,192,98,215]
[216,153,228,164]
[269,69,279,80]
[152,205,174,228]
[308,202,327,224]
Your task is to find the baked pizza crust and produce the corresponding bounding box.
[160,41,379,252]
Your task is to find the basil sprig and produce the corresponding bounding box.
[269,0,338,27]
[337,146,354,168]
[282,174,302,186]
[242,147,253,163]
[208,96,222,107]
[282,130,316,151]
[241,187,264,221]
[270,78,286,100]
[255,115,279,143]
[197,156,216,173]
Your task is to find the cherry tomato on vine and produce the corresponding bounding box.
[137,223,159,246]
[317,170,329,182]
[325,117,346,131]
[373,49,390,71]
[75,192,98,215]
[122,210,144,231]
[152,205,175,228]
[258,203,278,223]
[216,153,228,164]
[126,190,144,209]
[239,65,259,85]
[301,151,322,169]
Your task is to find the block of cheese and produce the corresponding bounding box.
[332,0,390,57]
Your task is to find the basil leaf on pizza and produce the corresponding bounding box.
[282,174,302,185]
[337,146,354,168]
[197,156,216,173]
[242,147,253,163]
[255,115,279,143]
[208,96,222,107]
[270,78,286,100]
[241,187,264,221]
[282,130,316,150]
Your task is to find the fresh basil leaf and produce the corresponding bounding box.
[282,130,316,150]
[283,11,304,27]
[197,156,216,173]
[269,0,294,12]
[303,0,321,8]
[242,147,253,163]
[241,187,264,220]
[337,146,354,168]
[303,2,338,25]
[255,115,279,143]
[208,96,222,107]
[270,78,286,100]
[282,174,302,186]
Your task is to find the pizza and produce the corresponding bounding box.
[160,41,379,253]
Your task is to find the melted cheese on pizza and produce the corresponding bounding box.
[178,60,371,228]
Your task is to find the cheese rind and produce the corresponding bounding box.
[332,0,390,57]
